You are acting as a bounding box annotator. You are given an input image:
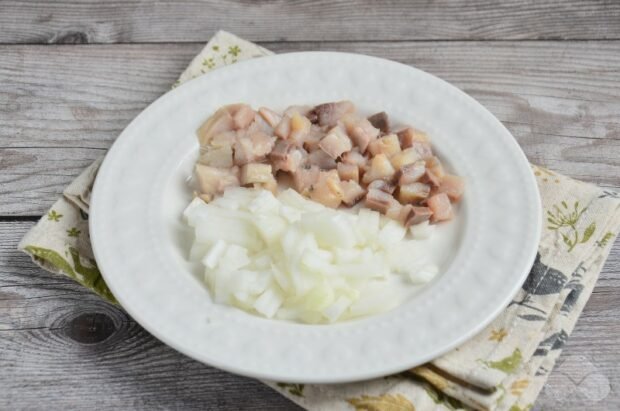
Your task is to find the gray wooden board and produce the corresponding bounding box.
[1,1,620,43]
[1,1,620,409]
[1,41,619,215]
[1,221,619,409]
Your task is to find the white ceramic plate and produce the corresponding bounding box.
[90,52,541,383]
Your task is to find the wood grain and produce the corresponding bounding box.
[2,221,619,409]
[0,221,299,410]
[1,41,620,215]
[1,0,620,44]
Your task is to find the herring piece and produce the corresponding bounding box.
[390,147,421,171]
[427,193,453,222]
[310,100,355,127]
[232,104,256,130]
[258,107,282,128]
[240,163,274,185]
[406,206,433,226]
[292,165,320,195]
[199,145,234,168]
[319,126,352,159]
[309,170,343,208]
[396,127,429,148]
[337,162,359,183]
[342,149,369,168]
[195,164,240,197]
[270,142,306,173]
[368,134,401,157]
[426,156,445,180]
[289,112,312,146]
[362,153,396,184]
[301,125,325,152]
[367,112,389,134]
[342,114,380,152]
[367,179,396,194]
[412,141,434,160]
[196,107,235,146]
[436,174,465,202]
[340,180,366,206]
[308,149,338,170]
[364,188,399,214]
[398,160,426,185]
[274,115,291,139]
[398,182,431,204]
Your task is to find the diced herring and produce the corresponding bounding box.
[195,164,240,197]
[340,181,366,206]
[196,108,235,146]
[362,153,396,184]
[412,141,434,160]
[258,107,282,128]
[310,101,355,127]
[270,140,306,172]
[367,112,389,134]
[368,134,401,157]
[406,206,434,226]
[368,179,396,194]
[426,156,445,179]
[199,145,233,168]
[365,188,400,214]
[248,131,276,158]
[341,149,369,168]
[390,147,421,170]
[309,170,343,208]
[232,104,256,130]
[301,125,325,152]
[289,112,312,146]
[240,163,274,185]
[337,163,359,183]
[308,149,337,170]
[292,165,320,195]
[319,126,353,159]
[398,160,426,185]
[274,116,291,139]
[397,127,429,148]
[398,182,431,204]
[342,115,380,152]
[436,174,465,202]
[427,193,453,222]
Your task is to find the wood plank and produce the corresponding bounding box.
[1,1,620,44]
[0,221,300,409]
[2,221,619,409]
[1,41,620,215]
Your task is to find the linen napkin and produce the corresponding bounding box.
[18,31,620,411]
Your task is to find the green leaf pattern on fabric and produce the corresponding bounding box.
[347,394,415,411]
[68,247,117,303]
[546,201,595,251]
[482,348,522,373]
[24,245,116,304]
[67,227,81,237]
[276,382,305,397]
[508,404,532,411]
[596,231,614,248]
[200,43,243,68]
[422,383,466,410]
[47,210,63,221]
[25,245,76,277]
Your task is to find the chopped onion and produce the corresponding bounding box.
[184,188,439,323]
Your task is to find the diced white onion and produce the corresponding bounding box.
[184,188,439,323]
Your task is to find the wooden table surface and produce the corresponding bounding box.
[1,1,619,410]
